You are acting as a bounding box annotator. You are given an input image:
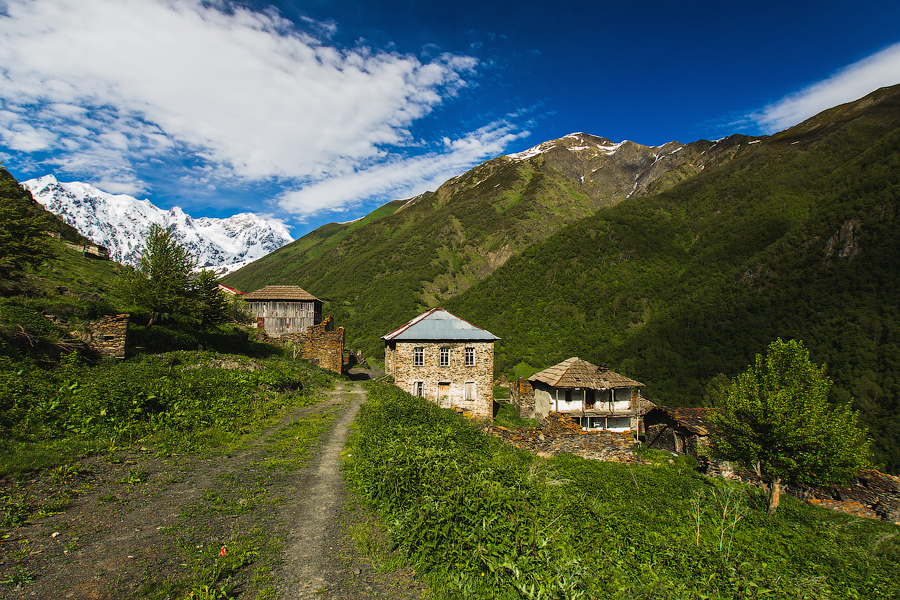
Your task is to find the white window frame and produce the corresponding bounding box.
[464,347,475,366]
[413,346,424,366]
[439,347,450,367]
[413,381,425,397]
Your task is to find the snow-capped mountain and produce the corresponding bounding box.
[23,175,293,273]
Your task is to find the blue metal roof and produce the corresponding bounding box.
[382,308,499,341]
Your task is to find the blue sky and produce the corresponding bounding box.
[1,0,899,238]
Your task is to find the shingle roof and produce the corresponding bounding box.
[244,285,320,301]
[651,406,720,436]
[529,357,644,389]
[382,308,499,341]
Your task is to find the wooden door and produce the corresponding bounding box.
[438,382,451,408]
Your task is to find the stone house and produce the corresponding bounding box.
[382,308,499,420]
[644,406,719,457]
[244,285,322,335]
[514,357,644,432]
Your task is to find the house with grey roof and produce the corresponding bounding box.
[244,285,322,335]
[516,357,644,431]
[382,308,499,420]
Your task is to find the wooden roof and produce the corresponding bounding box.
[529,357,644,389]
[244,285,320,301]
[648,406,720,436]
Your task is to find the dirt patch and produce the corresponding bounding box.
[0,368,421,599]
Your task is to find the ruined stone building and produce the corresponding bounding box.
[383,308,499,420]
[644,406,719,457]
[244,285,322,335]
[512,357,644,431]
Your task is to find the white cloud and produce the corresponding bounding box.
[277,119,529,216]
[753,42,900,134]
[0,0,513,214]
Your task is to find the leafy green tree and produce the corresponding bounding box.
[191,269,229,329]
[0,196,51,281]
[226,292,253,325]
[711,339,872,514]
[122,224,196,325]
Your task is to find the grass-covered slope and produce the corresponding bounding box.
[346,382,900,599]
[221,132,756,355]
[446,84,900,470]
[224,156,604,355]
[224,196,410,293]
[0,168,88,246]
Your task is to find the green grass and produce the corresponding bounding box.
[0,347,336,477]
[345,381,900,600]
[492,402,537,429]
[510,361,538,380]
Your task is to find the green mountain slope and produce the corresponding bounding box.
[0,168,89,246]
[445,84,900,470]
[223,85,900,469]
[223,132,757,352]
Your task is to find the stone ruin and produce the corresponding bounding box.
[484,411,647,464]
[86,314,129,358]
[272,315,344,374]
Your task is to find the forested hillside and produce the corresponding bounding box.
[224,133,759,352]
[224,84,900,471]
[0,169,88,247]
[447,84,900,470]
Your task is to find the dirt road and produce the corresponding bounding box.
[0,372,421,599]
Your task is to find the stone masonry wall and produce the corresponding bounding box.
[391,340,494,420]
[88,314,129,358]
[485,412,645,464]
[271,315,344,374]
[509,376,535,418]
[302,318,344,374]
[729,467,900,524]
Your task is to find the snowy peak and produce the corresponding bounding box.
[23,176,293,273]
[507,132,626,161]
[501,132,765,201]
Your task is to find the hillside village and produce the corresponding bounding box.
[2,85,900,598]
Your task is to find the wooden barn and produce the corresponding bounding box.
[244,285,322,335]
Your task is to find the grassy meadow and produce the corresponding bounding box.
[345,381,900,600]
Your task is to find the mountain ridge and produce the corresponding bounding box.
[23,175,293,273]
[222,83,900,470]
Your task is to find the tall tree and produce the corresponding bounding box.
[123,224,196,324]
[710,338,872,514]
[191,269,229,329]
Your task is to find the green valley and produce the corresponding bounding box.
[225,84,900,472]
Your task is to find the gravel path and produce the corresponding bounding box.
[0,369,422,600]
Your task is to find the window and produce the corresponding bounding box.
[607,416,631,430]
[464,347,475,366]
[440,347,450,366]
[465,382,476,401]
[413,347,424,366]
[413,382,424,397]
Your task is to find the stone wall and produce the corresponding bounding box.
[645,422,708,456]
[387,340,494,420]
[88,314,129,358]
[276,315,344,374]
[485,412,647,464]
[729,467,900,524]
[509,376,535,418]
[302,316,344,374]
